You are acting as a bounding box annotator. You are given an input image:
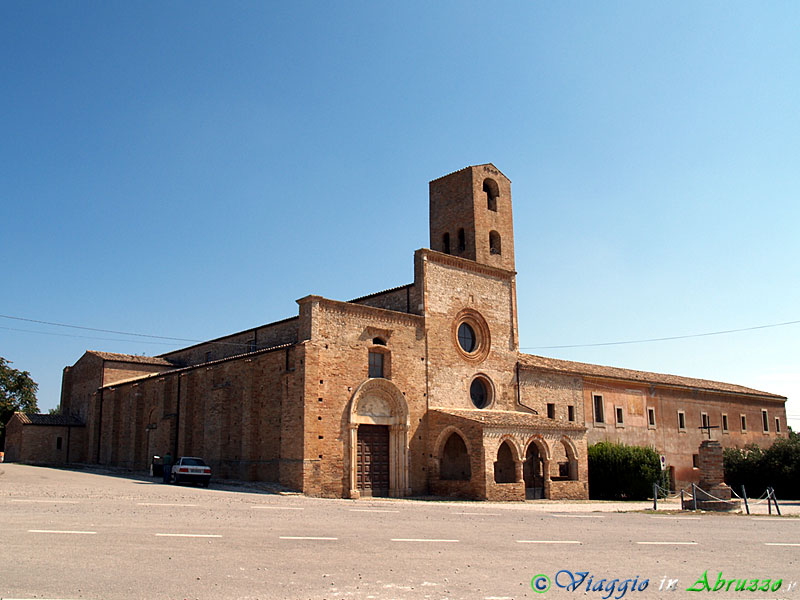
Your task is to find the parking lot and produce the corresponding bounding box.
[1,464,798,599]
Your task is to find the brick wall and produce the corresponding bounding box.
[584,378,788,489]
[95,346,298,486]
[422,251,519,413]
[299,295,427,497]
[349,284,416,314]
[160,317,298,366]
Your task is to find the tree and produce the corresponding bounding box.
[1,357,39,447]
[587,441,666,500]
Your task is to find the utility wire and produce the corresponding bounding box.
[3,312,800,352]
[0,314,200,343]
[0,326,177,346]
[0,314,254,350]
[521,319,800,350]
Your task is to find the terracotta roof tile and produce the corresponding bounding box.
[15,413,84,426]
[432,408,586,432]
[87,351,174,366]
[519,354,785,400]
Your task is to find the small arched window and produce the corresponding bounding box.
[442,233,450,254]
[372,337,386,346]
[484,178,499,212]
[489,231,501,255]
[457,228,466,253]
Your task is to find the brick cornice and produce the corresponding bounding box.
[316,297,424,326]
[420,248,517,280]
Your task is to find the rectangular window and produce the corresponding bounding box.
[615,406,624,427]
[56,437,63,450]
[248,339,256,352]
[775,417,781,434]
[701,412,709,430]
[568,405,575,422]
[547,403,555,419]
[368,352,384,378]
[205,351,212,363]
[692,454,699,468]
[740,414,747,432]
[678,411,686,432]
[593,394,605,424]
[762,409,769,433]
[647,407,656,429]
[722,414,729,433]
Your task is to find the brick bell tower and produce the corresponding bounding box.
[428,164,516,272]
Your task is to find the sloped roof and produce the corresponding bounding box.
[87,351,173,366]
[519,354,785,400]
[431,408,586,432]
[14,413,84,426]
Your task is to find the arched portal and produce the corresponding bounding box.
[347,378,409,498]
[523,440,546,498]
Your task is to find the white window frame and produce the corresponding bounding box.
[678,410,686,432]
[740,414,747,433]
[593,394,605,425]
[615,405,624,428]
[761,409,769,433]
[721,413,729,434]
[647,407,656,430]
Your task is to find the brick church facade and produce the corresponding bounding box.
[5,164,788,499]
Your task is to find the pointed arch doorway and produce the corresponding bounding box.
[347,379,409,498]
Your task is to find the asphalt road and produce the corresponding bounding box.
[0,464,798,600]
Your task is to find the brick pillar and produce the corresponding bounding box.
[697,440,731,500]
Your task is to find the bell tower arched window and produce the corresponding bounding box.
[484,178,499,212]
[489,231,501,255]
[442,232,450,254]
[457,228,466,253]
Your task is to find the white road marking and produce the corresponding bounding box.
[137,502,198,507]
[391,538,459,543]
[485,597,515,600]
[28,529,96,535]
[350,509,400,513]
[636,541,698,545]
[279,536,338,540]
[651,516,701,520]
[454,512,501,516]
[552,514,604,519]
[12,499,79,504]
[752,517,790,521]
[516,540,581,544]
[764,542,800,546]
[251,506,304,510]
[155,533,222,538]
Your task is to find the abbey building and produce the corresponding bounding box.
[4,164,787,500]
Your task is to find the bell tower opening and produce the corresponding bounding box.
[428,164,515,272]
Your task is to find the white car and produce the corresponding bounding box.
[171,456,211,487]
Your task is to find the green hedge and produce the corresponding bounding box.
[587,441,665,500]
[724,431,800,499]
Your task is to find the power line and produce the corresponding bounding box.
[3,312,800,353]
[521,319,800,350]
[0,314,253,350]
[0,326,177,346]
[0,314,200,343]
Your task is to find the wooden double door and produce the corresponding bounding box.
[356,424,390,497]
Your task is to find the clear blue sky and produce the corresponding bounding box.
[2,2,798,430]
